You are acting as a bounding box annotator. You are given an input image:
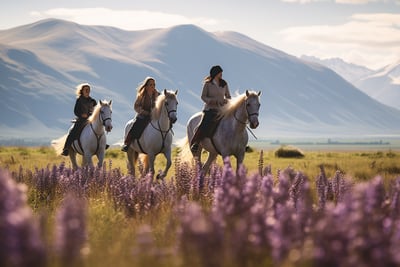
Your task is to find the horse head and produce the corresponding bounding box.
[99,100,113,132]
[163,89,178,124]
[245,90,261,129]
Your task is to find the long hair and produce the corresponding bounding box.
[151,93,165,121]
[134,77,156,108]
[203,76,227,87]
[136,77,155,96]
[75,83,91,98]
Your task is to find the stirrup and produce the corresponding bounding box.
[190,143,199,153]
[61,149,69,156]
[121,144,129,152]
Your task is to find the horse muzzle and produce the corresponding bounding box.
[170,117,177,124]
[105,125,113,132]
[249,120,259,129]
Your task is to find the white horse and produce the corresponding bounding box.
[124,89,178,179]
[180,90,261,174]
[52,100,113,169]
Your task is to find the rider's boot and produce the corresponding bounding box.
[61,133,74,156]
[121,134,131,152]
[190,129,202,154]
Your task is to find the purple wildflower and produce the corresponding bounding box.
[0,169,46,267]
[54,193,88,265]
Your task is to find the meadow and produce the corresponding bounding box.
[1,145,400,267]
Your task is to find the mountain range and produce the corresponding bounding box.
[301,55,400,110]
[1,18,400,145]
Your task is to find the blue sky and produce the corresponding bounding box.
[1,0,399,69]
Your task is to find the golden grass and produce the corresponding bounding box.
[1,145,399,183]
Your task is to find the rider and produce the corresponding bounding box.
[121,77,160,152]
[61,83,97,156]
[190,65,231,153]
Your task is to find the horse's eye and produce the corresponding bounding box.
[166,103,169,106]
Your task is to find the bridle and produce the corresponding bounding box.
[234,96,259,125]
[148,97,177,153]
[99,106,112,127]
[233,96,259,140]
[90,105,112,137]
[79,104,112,155]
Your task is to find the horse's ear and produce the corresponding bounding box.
[246,90,249,96]
[258,91,261,96]
[164,89,167,95]
[175,90,178,95]
[98,99,102,105]
[109,100,112,105]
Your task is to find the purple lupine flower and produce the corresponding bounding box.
[316,165,329,211]
[389,176,400,219]
[178,201,224,267]
[175,161,194,198]
[0,169,46,267]
[258,149,264,175]
[54,193,88,264]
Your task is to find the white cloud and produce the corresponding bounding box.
[280,0,327,3]
[335,0,378,4]
[281,13,400,69]
[30,7,220,31]
[281,0,400,4]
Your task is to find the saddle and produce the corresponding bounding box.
[203,118,221,138]
[129,116,150,140]
[71,119,90,141]
[198,109,221,139]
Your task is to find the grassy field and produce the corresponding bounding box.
[1,145,400,267]
[1,145,399,182]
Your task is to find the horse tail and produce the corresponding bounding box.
[51,134,68,155]
[176,136,193,164]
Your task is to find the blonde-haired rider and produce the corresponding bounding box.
[61,83,97,156]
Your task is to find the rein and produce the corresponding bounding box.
[140,101,175,154]
[84,106,111,155]
[233,98,259,140]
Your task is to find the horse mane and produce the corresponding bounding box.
[218,93,247,119]
[88,100,111,123]
[88,102,101,123]
[151,93,166,121]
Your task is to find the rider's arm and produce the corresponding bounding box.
[201,82,216,105]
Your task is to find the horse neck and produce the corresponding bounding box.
[155,104,170,130]
[232,101,248,129]
[91,112,104,134]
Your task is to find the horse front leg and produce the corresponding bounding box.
[157,149,172,180]
[69,150,78,170]
[97,150,105,168]
[83,153,94,167]
[127,148,138,176]
[235,152,245,173]
[202,152,217,176]
[147,153,156,177]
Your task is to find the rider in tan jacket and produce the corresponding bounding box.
[190,65,231,153]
